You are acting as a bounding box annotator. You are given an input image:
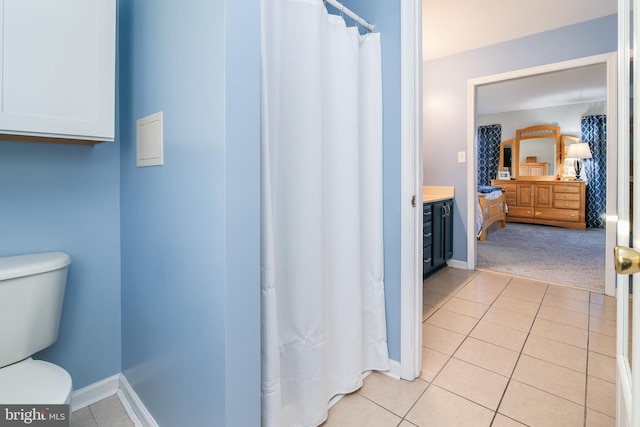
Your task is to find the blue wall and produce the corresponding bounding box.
[0,140,121,389]
[118,0,260,426]
[423,15,618,263]
[341,0,402,363]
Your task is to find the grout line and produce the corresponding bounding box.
[489,279,547,425]
[87,405,99,426]
[426,273,518,422]
[355,391,409,422]
[418,269,613,426]
[583,294,593,427]
[397,380,432,425]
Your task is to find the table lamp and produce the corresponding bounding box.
[566,142,592,181]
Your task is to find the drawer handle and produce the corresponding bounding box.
[424,258,432,263]
[564,203,569,207]
[535,212,543,216]
[423,233,432,237]
[564,195,570,199]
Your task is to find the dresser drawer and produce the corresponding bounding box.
[509,206,535,218]
[534,208,581,222]
[554,199,581,210]
[554,192,580,202]
[554,184,580,193]
[492,180,516,192]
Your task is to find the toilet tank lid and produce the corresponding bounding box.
[0,252,71,281]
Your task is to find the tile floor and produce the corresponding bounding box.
[322,267,617,427]
[70,394,135,427]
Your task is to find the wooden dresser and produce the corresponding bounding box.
[491,179,586,230]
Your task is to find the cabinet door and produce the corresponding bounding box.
[0,0,115,140]
[534,184,553,208]
[443,200,453,260]
[517,183,533,207]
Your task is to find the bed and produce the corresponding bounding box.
[476,185,507,241]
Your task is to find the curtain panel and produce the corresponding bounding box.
[261,1,390,426]
[581,115,607,229]
[477,124,502,186]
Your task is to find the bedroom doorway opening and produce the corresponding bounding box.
[466,52,617,296]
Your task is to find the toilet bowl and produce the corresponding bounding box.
[0,252,73,404]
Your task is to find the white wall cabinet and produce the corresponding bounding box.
[0,0,115,145]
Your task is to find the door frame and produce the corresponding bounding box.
[616,1,633,424]
[465,52,618,297]
[398,0,423,380]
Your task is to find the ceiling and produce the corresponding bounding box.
[476,63,608,115]
[422,0,616,114]
[422,0,617,61]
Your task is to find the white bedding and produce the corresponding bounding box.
[482,189,503,201]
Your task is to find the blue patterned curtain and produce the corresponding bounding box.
[581,115,606,229]
[477,124,501,186]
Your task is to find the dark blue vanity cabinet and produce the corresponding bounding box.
[423,199,453,279]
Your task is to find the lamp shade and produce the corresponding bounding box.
[566,142,592,159]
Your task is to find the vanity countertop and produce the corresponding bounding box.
[423,186,454,203]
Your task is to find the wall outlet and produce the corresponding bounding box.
[457,151,466,163]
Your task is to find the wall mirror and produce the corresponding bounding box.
[513,125,561,179]
[499,139,515,175]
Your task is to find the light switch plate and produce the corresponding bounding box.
[457,151,466,163]
[136,112,164,167]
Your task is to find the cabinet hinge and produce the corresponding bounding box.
[411,195,416,207]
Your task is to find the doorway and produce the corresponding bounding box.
[466,52,618,296]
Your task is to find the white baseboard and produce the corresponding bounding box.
[447,259,469,270]
[118,374,158,427]
[71,373,157,427]
[386,359,402,380]
[70,374,120,412]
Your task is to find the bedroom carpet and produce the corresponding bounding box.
[477,222,606,291]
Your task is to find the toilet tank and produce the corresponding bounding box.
[0,252,71,368]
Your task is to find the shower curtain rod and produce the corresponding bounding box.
[325,0,375,32]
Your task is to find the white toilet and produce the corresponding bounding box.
[0,252,73,404]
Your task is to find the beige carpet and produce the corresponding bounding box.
[477,222,606,291]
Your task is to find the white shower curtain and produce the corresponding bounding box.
[260,1,389,426]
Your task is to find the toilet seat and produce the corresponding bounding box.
[0,358,72,404]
